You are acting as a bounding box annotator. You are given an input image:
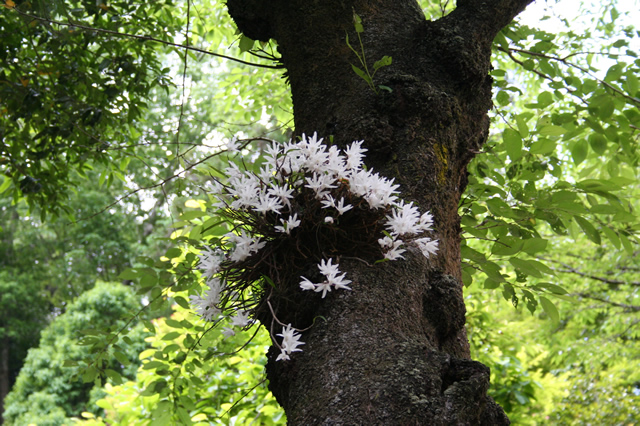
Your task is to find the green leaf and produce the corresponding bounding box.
[502,283,515,301]
[626,73,639,95]
[118,268,140,281]
[535,282,568,295]
[373,55,392,71]
[529,139,556,155]
[484,278,501,289]
[601,226,621,249]
[0,177,12,194]
[538,125,566,136]
[515,114,530,138]
[496,90,510,106]
[105,369,123,385]
[353,12,364,33]
[165,319,184,329]
[351,64,371,84]
[162,331,182,341]
[165,247,182,258]
[619,233,634,255]
[113,351,130,366]
[176,406,193,425]
[588,133,608,155]
[573,215,601,244]
[238,35,255,52]
[174,295,190,309]
[143,360,168,371]
[537,91,553,108]
[82,366,97,383]
[461,267,473,287]
[521,238,548,254]
[480,261,506,282]
[571,139,589,165]
[179,211,207,221]
[143,320,156,334]
[491,236,523,256]
[509,257,544,278]
[539,296,559,325]
[503,128,523,161]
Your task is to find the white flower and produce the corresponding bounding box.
[275,213,301,234]
[267,184,295,207]
[324,216,334,224]
[334,198,353,215]
[327,272,352,291]
[344,140,367,171]
[299,258,352,298]
[197,246,224,279]
[228,174,260,210]
[299,277,316,291]
[379,236,406,260]
[226,137,240,153]
[314,280,333,298]
[227,230,265,262]
[326,145,347,177]
[321,195,353,215]
[253,192,284,214]
[276,351,291,361]
[317,258,339,277]
[230,310,252,327]
[189,278,223,321]
[378,236,394,249]
[414,237,439,258]
[305,173,337,198]
[276,324,305,361]
[385,201,422,236]
[384,244,406,260]
[348,169,399,208]
[222,327,236,337]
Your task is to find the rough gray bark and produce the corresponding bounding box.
[227,0,533,423]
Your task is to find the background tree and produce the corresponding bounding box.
[2,282,150,425]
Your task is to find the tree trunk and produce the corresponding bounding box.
[227,0,533,423]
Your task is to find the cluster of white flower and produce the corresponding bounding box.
[189,133,438,361]
[299,258,352,298]
[275,324,305,361]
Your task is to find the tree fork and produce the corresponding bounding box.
[227,0,533,423]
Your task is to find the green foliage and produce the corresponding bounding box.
[75,306,284,425]
[3,282,150,425]
[459,1,640,320]
[0,0,178,216]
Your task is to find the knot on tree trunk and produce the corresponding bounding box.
[441,357,511,425]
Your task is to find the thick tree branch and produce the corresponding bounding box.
[453,0,535,41]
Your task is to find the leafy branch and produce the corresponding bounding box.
[346,12,392,94]
[9,7,284,70]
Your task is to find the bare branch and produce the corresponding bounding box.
[572,292,640,312]
[539,256,640,287]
